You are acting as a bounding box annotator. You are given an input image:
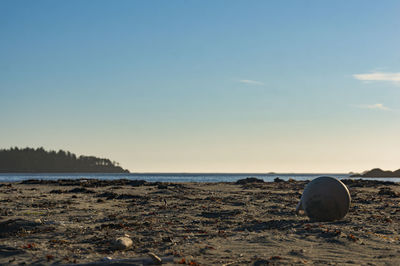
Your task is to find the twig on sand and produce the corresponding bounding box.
[222,259,247,266]
[65,255,174,265]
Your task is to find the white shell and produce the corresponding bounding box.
[296,176,351,221]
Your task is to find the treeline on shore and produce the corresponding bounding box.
[351,168,400,178]
[0,147,129,173]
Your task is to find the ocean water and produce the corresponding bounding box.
[0,173,399,183]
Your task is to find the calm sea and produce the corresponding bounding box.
[0,173,399,183]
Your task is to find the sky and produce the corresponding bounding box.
[1,1,400,173]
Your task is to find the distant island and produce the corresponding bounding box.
[350,168,400,178]
[0,147,129,173]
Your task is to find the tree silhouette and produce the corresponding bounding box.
[0,147,130,173]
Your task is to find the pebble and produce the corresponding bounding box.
[112,237,133,250]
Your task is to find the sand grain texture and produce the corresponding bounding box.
[0,179,399,265]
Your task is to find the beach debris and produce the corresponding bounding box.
[235,177,264,184]
[253,258,270,266]
[111,236,133,250]
[148,252,162,265]
[347,233,358,242]
[21,243,35,249]
[296,176,351,221]
[162,236,172,242]
[253,256,286,265]
[289,249,305,256]
[46,254,54,262]
[176,257,200,265]
[68,187,95,194]
[157,184,168,189]
[0,219,42,237]
[73,256,174,265]
[269,256,283,260]
[378,187,399,197]
[274,177,284,183]
[222,260,246,266]
[341,179,398,188]
[201,209,241,219]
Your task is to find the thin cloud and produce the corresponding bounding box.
[355,103,390,111]
[239,79,264,86]
[353,72,400,84]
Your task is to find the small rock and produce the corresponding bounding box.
[112,237,133,250]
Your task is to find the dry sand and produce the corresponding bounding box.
[0,178,399,265]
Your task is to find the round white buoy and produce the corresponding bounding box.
[296,176,351,222]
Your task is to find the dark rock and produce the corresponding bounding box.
[235,177,264,185]
[378,187,399,197]
[68,187,95,194]
[20,179,148,187]
[116,194,143,200]
[97,192,118,200]
[253,259,269,266]
[341,179,398,188]
[200,210,241,219]
[162,236,172,242]
[96,192,146,200]
[49,189,63,194]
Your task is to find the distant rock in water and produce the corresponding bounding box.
[0,147,129,173]
[350,168,400,178]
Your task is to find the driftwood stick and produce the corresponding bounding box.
[67,256,174,265]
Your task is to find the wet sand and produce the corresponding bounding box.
[0,178,399,265]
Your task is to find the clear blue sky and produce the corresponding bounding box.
[1,1,400,173]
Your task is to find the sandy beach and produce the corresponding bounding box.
[0,178,399,265]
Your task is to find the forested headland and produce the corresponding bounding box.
[0,147,129,173]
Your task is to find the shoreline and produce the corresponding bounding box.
[0,179,399,265]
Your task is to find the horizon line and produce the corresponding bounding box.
[129,172,352,175]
